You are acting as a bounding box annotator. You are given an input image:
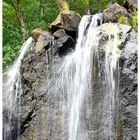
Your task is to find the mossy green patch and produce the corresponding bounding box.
[130,15,138,32]
[118,16,130,25]
[118,14,138,32]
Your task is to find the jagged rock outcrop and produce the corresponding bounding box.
[88,23,137,140]
[50,11,81,38]
[119,28,137,140]
[32,28,47,40]
[53,29,67,38]
[20,13,76,139]
[124,0,137,12]
[32,28,54,53]
[103,3,129,22]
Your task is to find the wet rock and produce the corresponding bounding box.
[85,23,137,140]
[34,32,54,53]
[97,23,132,50]
[20,48,49,139]
[53,29,67,38]
[20,22,137,140]
[103,3,129,22]
[20,25,77,139]
[119,28,137,140]
[56,35,75,56]
[50,11,81,35]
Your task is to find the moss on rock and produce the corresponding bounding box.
[118,16,130,25]
[130,15,138,32]
[118,14,138,32]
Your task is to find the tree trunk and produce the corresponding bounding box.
[87,0,92,14]
[39,0,45,17]
[17,0,27,42]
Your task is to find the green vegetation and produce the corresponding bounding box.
[118,15,130,25]
[3,0,59,69]
[118,14,138,32]
[130,15,138,32]
[68,0,124,15]
[2,0,130,69]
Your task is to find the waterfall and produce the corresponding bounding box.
[3,14,121,140]
[47,14,103,140]
[47,14,121,140]
[104,24,120,139]
[3,37,35,140]
[66,14,103,140]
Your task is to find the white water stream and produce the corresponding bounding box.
[3,37,34,140]
[47,15,120,140]
[46,14,103,140]
[104,24,120,139]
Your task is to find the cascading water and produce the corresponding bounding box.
[104,25,120,139]
[47,14,103,140]
[66,14,103,140]
[3,37,35,140]
[47,14,121,140]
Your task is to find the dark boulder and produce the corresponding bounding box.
[53,29,67,39]
[103,3,129,22]
[32,29,54,53]
[56,35,75,56]
[119,28,137,140]
[123,0,137,12]
[50,11,81,38]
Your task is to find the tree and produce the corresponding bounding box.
[3,0,60,69]
[4,0,27,41]
[17,0,27,41]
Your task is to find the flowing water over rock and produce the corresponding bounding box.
[46,14,121,140]
[3,37,35,140]
[3,13,137,140]
[101,24,121,139]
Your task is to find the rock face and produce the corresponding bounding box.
[50,11,81,38]
[119,28,137,140]
[32,28,54,53]
[53,29,67,38]
[20,13,137,140]
[32,28,46,40]
[88,23,137,140]
[20,23,76,140]
[103,3,129,22]
[124,0,137,12]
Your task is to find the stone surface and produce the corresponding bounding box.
[103,3,129,22]
[124,0,137,12]
[32,28,46,40]
[119,28,137,140]
[85,23,137,140]
[20,23,137,140]
[34,32,54,53]
[53,29,67,38]
[56,35,75,56]
[50,11,81,32]
[20,31,76,139]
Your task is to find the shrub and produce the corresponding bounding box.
[118,15,138,32]
[118,15,130,25]
[130,15,138,32]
